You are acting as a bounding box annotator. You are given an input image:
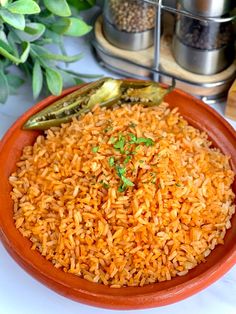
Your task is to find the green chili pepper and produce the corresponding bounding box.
[121,80,175,106]
[23,78,174,130]
[23,78,122,130]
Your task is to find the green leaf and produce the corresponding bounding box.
[0,0,8,6]
[7,32,20,55]
[44,29,61,44]
[86,0,96,6]
[68,0,95,10]
[6,74,24,93]
[40,52,83,63]
[57,69,78,87]
[38,8,53,19]
[0,70,9,104]
[30,44,55,68]
[32,61,43,99]
[6,74,24,88]
[0,30,8,44]
[20,41,30,63]
[73,77,84,85]
[7,32,18,47]
[0,45,20,64]
[50,17,70,34]
[64,17,92,37]
[31,43,51,55]
[7,0,40,15]
[0,8,25,30]
[57,68,102,79]
[15,23,45,42]
[45,68,62,96]
[34,38,53,45]
[43,0,71,17]
[0,39,13,54]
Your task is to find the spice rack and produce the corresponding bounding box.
[91,0,236,102]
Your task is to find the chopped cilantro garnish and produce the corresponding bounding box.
[118,177,134,192]
[116,165,126,178]
[121,176,134,187]
[118,185,126,192]
[99,180,110,189]
[139,160,144,163]
[129,133,154,147]
[175,183,181,187]
[92,146,99,153]
[114,135,126,153]
[116,165,134,192]
[108,136,116,144]
[124,155,131,164]
[129,122,137,128]
[136,137,154,147]
[103,182,110,189]
[104,125,113,133]
[109,157,115,167]
[129,133,137,144]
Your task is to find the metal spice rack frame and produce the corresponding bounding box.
[91,0,236,103]
[147,0,235,81]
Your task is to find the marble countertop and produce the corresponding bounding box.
[0,36,236,314]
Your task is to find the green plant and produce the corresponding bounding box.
[0,0,98,104]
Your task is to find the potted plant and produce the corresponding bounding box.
[0,0,97,103]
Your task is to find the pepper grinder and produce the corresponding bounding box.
[172,0,235,75]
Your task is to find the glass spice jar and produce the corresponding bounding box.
[103,0,156,51]
[172,15,235,75]
[176,16,234,51]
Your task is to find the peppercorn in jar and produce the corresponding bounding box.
[172,1,235,75]
[103,0,156,50]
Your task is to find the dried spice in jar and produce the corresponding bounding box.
[105,0,156,33]
[176,16,234,50]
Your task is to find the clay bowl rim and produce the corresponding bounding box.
[0,83,236,310]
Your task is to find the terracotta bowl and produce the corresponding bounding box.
[0,83,236,310]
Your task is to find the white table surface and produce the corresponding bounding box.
[0,35,236,314]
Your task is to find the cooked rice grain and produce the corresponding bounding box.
[10,103,235,287]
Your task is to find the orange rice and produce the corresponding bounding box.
[10,102,235,287]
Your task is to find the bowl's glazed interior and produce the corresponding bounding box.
[0,84,236,309]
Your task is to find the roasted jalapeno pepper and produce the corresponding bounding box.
[23,78,122,130]
[24,78,174,130]
[120,80,174,106]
